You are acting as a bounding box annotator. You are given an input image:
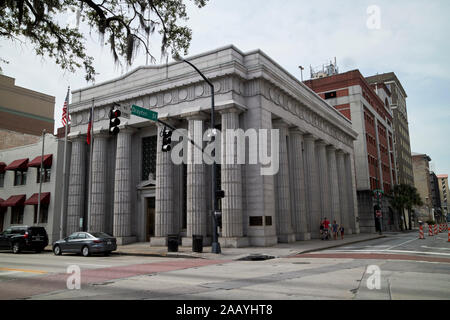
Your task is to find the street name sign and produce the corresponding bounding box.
[131,104,158,121]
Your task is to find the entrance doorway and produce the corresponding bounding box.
[0,210,4,231]
[146,197,155,241]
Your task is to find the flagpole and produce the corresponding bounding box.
[87,98,94,232]
[60,86,70,239]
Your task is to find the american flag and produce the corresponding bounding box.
[62,88,71,127]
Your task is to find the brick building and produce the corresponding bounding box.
[412,152,433,221]
[437,174,449,217]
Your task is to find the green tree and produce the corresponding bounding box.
[0,0,208,81]
[389,184,423,231]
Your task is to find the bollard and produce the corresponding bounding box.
[448,226,450,242]
[419,225,425,239]
[429,225,434,237]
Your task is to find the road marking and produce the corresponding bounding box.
[324,249,450,257]
[64,263,112,267]
[0,267,48,274]
[0,271,21,276]
[421,246,450,251]
[385,238,418,250]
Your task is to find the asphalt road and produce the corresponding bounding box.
[0,232,449,300]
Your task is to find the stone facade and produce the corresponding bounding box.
[64,45,359,247]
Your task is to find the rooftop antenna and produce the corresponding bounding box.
[298,66,304,81]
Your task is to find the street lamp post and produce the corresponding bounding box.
[173,55,221,254]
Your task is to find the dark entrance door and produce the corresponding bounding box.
[0,208,5,232]
[146,197,155,242]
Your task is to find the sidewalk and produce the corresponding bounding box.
[113,233,386,261]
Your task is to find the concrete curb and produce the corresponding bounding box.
[294,235,387,255]
[112,251,205,259]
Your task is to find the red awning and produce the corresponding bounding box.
[5,158,29,171]
[0,162,6,174]
[28,154,53,168]
[24,192,51,205]
[1,195,26,207]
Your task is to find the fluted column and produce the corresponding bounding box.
[66,137,86,235]
[113,127,135,245]
[220,110,248,248]
[345,153,357,234]
[336,150,349,230]
[273,120,295,243]
[289,129,310,240]
[89,132,108,232]
[327,146,341,224]
[183,116,208,246]
[317,141,331,221]
[304,135,321,238]
[151,124,175,246]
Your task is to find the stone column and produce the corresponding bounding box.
[289,129,310,240]
[89,132,109,232]
[273,120,295,243]
[151,124,175,246]
[327,146,341,224]
[345,153,357,234]
[303,135,321,238]
[336,150,349,231]
[113,127,136,245]
[219,110,248,248]
[317,141,331,221]
[183,116,208,246]
[66,136,86,235]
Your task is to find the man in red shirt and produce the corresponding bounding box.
[322,218,330,240]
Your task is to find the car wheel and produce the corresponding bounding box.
[12,242,21,254]
[82,246,90,257]
[53,245,62,256]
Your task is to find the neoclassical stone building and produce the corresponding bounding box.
[65,45,359,247]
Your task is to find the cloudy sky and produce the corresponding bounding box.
[1,0,449,175]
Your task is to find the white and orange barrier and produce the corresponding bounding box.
[435,224,438,235]
[429,225,434,236]
[419,225,425,239]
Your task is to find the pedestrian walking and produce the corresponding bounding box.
[339,225,345,240]
[332,220,339,240]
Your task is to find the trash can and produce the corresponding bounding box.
[192,235,203,253]
[167,234,179,252]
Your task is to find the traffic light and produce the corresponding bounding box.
[109,107,121,135]
[161,127,172,152]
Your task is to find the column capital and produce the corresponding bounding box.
[315,139,328,147]
[117,125,136,134]
[303,134,317,142]
[181,110,209,121]
[288,127,305,135]
[68,131,86,142]
[326,145,337,152]
[93,127,110,138]
[217,103,246,115]
[272,119,290,129]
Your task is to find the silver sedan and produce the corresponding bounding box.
[53,232,117,257]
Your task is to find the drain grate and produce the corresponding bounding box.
[237,254,275,261]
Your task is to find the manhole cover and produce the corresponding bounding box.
[237,254,275,261]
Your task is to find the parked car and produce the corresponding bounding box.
[53,232,117,257]
[0,226,49,254]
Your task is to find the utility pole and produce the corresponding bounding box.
[37,129,46,225]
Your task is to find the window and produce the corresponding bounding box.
[14,170,27,186]
[33,205,49,224]
[249,216,264,226]
[324,91,337,99]
[36,168,51,183]
[142,136,157,181]
[11,206,24,224]
[0,172,4,187]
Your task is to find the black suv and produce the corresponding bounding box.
[0,226,49,254]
